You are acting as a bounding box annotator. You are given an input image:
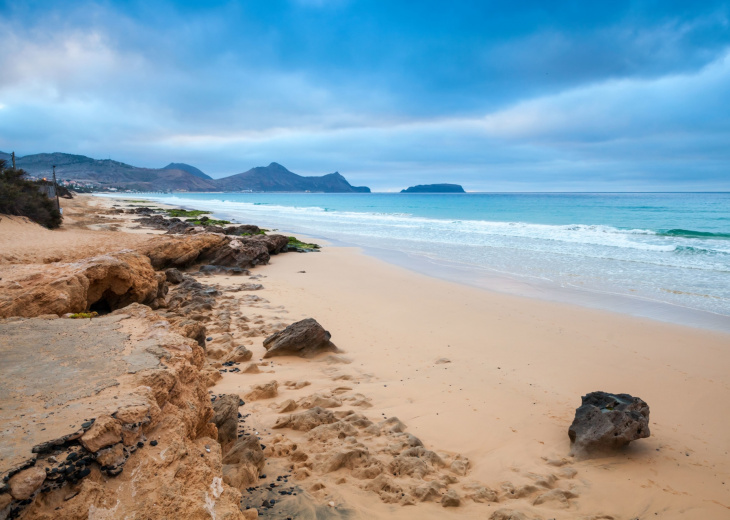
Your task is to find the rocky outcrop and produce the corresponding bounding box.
[79,414,122,452]
[0,251,166,318]
[142,233,287,271]
[213,394,241,448]
[262,318,339,358]
[1,304,246,519]
[568,391,650,454]
[222,436,265,489]
[8,466,46,500]
[142,233,232,269]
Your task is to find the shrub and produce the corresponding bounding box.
[0,160,62,228]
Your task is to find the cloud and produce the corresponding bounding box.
[0,1,729,190]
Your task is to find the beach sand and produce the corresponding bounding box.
[209,241,730,519]
[2,194,729,519]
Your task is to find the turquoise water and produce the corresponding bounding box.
[112,192,730,329]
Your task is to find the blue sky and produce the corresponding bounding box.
[1,0,729,191]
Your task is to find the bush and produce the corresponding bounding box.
[0,160,62,228]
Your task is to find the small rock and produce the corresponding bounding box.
[80,415,122,453]
[96,443,127,468]
[241,283,264,291]
[243,363,261,374]
[489,509,528,520]
[8,466,46,500]
[277,399,298,413]
[165,268,184,284]
[244,381,279,401]
[229,345,253,363]
[441,489,461,507]
[0,493,12,509]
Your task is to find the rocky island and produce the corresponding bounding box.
[400,183,465,193]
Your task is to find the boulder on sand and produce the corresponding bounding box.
[568,391,650,454]
[262,318,338,358]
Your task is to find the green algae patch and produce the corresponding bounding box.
[287,237,321,250]
[165,209,211,218]
[185,217,231,226]
[69,312,99,319]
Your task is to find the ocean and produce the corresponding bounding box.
[110,192,730,332]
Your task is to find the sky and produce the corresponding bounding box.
[1,0,729,191]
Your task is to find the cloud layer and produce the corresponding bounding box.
[1,0,728,190]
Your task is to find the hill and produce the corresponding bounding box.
[0,152,369,193]
[12,153,216,191]
[214,162,370,193]
[163,162,212,180]
[400,183,465,193]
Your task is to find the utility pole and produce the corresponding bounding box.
[11,151,16,170]
[52,165,61,213]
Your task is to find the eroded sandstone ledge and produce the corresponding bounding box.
[0,305,246,520]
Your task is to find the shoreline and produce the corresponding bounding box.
[98,194,730,518]
[3,194,728,519]
[98,192,730,334]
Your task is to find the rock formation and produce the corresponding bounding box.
[212,394,242,448]
[222,436,265,489]
[0,304,246,519]
[0,251,166,318]
[568,391,650,454]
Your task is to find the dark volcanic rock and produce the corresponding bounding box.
[262,318,338,358]
[223,225,262,236]
[198,265,249,276]
[568,391,650,454]
[248,234,289,255]
[165,268,184,284]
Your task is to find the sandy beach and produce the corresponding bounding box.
[1,194,729,520]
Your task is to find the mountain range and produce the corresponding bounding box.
[0,152,370,193]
